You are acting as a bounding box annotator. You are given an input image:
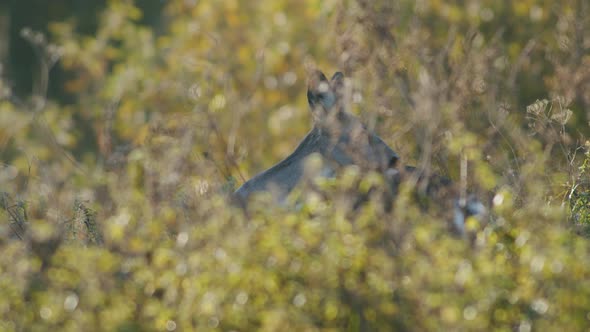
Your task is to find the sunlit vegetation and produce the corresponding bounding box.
[1,0,590,330]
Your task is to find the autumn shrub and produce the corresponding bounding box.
[1,0,590,330]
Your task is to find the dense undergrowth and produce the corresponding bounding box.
[1,0,590,330]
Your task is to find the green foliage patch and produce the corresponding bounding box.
[1,0,590,330]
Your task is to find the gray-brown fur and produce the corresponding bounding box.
[233,71,398,205]
[232,70,485,233]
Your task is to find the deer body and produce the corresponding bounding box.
[232,70,485,233]
[233,127,322,203]
[234,124,398,204]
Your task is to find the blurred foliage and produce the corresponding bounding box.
[1,0,590,330]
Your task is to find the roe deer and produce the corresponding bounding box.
[232,70,485,233]
[233,71,398,204]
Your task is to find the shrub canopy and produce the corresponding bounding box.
[1,0,590,330]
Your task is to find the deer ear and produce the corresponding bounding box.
[331,71,345,96]
[331,72,344,84]
[310,70,329,85]
[308,71,328,95]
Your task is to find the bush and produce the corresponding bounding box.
[1,0,590,330]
